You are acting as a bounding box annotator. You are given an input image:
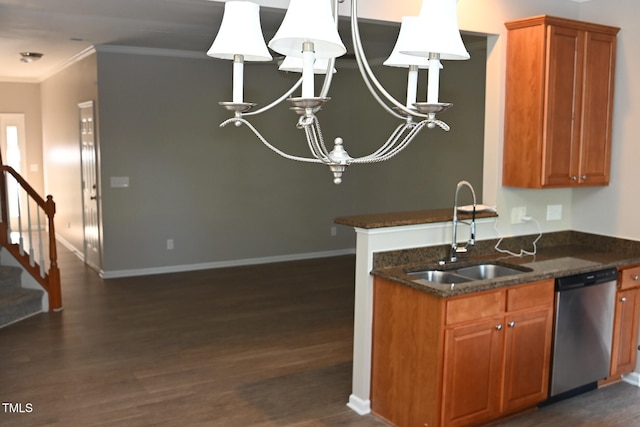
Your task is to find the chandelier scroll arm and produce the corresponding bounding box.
[351,120,432,164]
[243,77,304,117]
[220,117,324,164]
[350,0,433,121]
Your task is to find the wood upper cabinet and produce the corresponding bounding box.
[609,265,640,379]
[503,15,619,188]
[371,277,554,427]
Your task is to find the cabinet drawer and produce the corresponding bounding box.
[446,290,505,325]
[620,265,640,290]
[507,279,555,312]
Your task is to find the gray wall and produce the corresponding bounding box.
[36,36,485,275]
[93,45,485,274]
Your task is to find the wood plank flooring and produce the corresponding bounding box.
[0,246,388,426]
[2,245,640,426]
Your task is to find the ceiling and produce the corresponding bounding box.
[1,0,587,83]
[0,0,408,83]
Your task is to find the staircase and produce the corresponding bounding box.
[0,265,43,328]
[0,161,61,328]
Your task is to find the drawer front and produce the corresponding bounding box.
[446,290,505,325]
[507,279,555,312]
[620,265,640,290]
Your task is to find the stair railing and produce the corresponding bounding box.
[0,165,61,311]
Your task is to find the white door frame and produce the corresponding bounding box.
[79,101,102,271]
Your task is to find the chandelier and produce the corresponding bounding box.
[207,0,469,184]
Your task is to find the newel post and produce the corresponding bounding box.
[46,195,62,311]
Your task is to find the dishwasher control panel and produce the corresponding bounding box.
[556,267,618,290]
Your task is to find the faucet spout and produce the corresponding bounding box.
[451,180,477,262]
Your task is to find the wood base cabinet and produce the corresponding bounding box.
[371,278,554,427]
[609,266,640,379]
[503,15,619,188]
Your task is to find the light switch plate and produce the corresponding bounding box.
[110,176,130,188]
[547,204,563,221]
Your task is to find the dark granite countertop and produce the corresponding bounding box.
[371,231,640,298]
[334,208,498,229]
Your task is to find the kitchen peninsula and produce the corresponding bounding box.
[335,208,640,426]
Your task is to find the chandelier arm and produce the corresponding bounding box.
[351,22,406,120]
[350,0,433,120]
[303,121,329,161]
[363,123,412,159]
[354,119,450,163]
[220,117,324,163]
[353,121,430,164]
[244,77,304,117]
[310,116,332,157]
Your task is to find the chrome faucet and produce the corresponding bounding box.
[450,180,477,262]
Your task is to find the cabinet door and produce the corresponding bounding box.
[579,31,617,186]
[442,319,503,427]
[610,288,640,377]
[543,25,583,186]
[501,308,553,414]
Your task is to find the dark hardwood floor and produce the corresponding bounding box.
[2,245,640,426]
[0,246,388,426]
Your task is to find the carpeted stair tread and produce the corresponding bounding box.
[0,271,43,328]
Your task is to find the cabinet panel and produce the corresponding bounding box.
[442,319,503,427]
[371,278,443,427]
[507,279,554,311]
[610,288,640,377]
[543,25,583,186]
[446,290,504,325]
[580,31,616,185]
[501,308,553,414]
[619,265,640,290]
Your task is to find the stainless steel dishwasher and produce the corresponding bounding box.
[549,267,618,400]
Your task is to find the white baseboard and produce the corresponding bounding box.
[100,248,356,279]
[55,235,85,260]
[347,394,371,415]
[622,372,640,387]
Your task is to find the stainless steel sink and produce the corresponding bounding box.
[407,262,531,285]
[408,270,472,284]
[453,263,530,280]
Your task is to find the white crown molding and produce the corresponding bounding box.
[40,46,97,82]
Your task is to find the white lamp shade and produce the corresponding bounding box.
[268,0,346,59]
[207,1,272,61]
[400,0,470,60]
[278,56,336,74]
[384,17,432,69]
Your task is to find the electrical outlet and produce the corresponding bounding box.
[331,226,337,237]
[511,206,527,224]
[167,239,174,250]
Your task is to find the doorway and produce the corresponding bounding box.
[78,101,101,271]
[0,113,29,236]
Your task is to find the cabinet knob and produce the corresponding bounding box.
[621,297,628,303]
[581,175,587,180]
[571,176,578,181]
[508,321,516,328]
[633,275,640,281]
[496,324,503,331]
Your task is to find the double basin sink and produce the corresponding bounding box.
[407,262,532,286]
